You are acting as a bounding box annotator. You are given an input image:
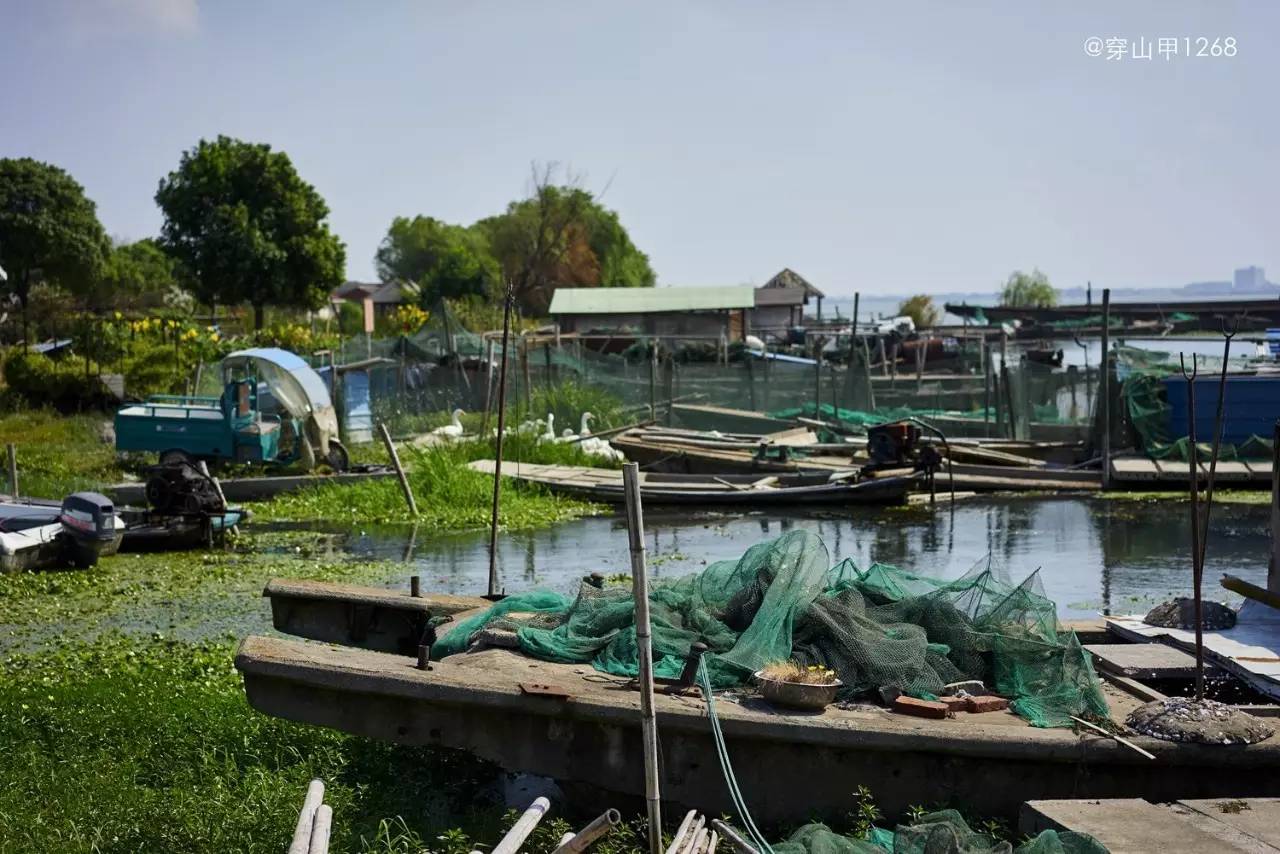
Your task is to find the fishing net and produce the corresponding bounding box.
[434,530,1108,729]
[768,812,1108,854]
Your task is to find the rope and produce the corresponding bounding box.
[696,658,775,854]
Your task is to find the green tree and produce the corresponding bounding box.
[1000,269,1057,307]
[897,294,940,329]
[99,238,176,311]
[474,165,656,314]
[154,135,346,329]
[374,216,499,304]
[0,158,110,344]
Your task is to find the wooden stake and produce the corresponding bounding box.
[5,443,16,498]
[709,820,759,854]
[487,289,514,599]
[378,423,417,516]
[1069,715,1155,760]
[623,462,663,854]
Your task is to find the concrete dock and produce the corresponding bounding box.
[1022,798,1280,853]
[234,635,1280,822]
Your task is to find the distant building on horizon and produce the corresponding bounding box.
[1234,266,1267,292]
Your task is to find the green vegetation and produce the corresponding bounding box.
[255,438,609,527]
[0,157,110,340]
[375,216,501,304]
[0,411,122,498]
[999,269,1057,308]
[895,294,940,329]
[155,135,346,329]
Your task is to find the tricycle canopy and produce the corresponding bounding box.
[221,348,340,456]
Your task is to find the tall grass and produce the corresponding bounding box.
[254,438,610,527]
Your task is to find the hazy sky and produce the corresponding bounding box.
[2,1,1275,296]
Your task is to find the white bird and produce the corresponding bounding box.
[430,408,465,440]
[578,412,594,437]
[539,412,556,443]
[515,417,543,436]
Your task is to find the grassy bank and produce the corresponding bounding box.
[255,437,615,528]
[0,410,124,498]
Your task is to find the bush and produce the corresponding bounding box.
[1,350,116,413]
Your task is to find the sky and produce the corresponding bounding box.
[2,1,1276,297]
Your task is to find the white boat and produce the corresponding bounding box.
[0,492,124,572]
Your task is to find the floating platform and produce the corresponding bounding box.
[467,460,918,505]
[1107,601,1280,702]
[235,634,1280,822]
[1021,797,1280,853]
[1108,454,1272,487]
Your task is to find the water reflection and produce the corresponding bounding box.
[322,497,1270,620]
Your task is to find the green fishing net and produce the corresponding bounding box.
[434,530,1108,729]
[771,812,1107,854]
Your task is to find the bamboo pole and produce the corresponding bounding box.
[649,342,657,421]
[378,423,417,515]
[709,820,759,854]
[551,809,622,854]
[6,443,16,498]
[487,288,515,599]
[1100,288,1112,489]
[665,811,698,854]
[486,797,551,854]
[1271,420,1280,594]
[481,338,495,437]
[287,779,325,854]
[623,462,662,854]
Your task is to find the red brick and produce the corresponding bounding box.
[940,696,970,713]
[893,696,950,719]
[965,695,1009,713]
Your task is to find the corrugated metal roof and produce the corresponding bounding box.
[549,286,755,315]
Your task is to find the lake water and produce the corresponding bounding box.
[320,496,1270,620]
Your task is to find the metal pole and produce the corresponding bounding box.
[649,342,657,421]
[982,343,991,437]
[5,443,16,498]
[551,809,623,854]
[623,462,662,854]
[1100,288,1112,489]
[487,288,514,599]
[1198,320,1238,570]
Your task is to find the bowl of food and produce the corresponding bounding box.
[753,661,842,711]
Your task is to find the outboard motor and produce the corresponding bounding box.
[58,492,118,568]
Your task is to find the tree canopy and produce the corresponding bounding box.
[374,216,499,305]
[1000,269,1057,307]
[896,294,941,329]
[0,157,110,339]
[154,135,346,328]
[98,238,177,311]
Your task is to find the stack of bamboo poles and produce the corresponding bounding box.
[665,811,760,854]
[287,779,332,854]
[467,798,623,854]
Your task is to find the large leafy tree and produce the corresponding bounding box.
[1000,269,1057,307]
[155,136,346,328]
[0,158,110,343]
[474,165,656,314]
[374,216,499,304]
[98,238,177,311]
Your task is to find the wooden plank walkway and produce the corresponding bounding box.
[1110,454,1272,486]
[1021,798,1280,853]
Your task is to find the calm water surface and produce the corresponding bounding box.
[320,496,1269,620]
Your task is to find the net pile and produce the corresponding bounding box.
[435,530,1107,729]
[773,812,1107,854]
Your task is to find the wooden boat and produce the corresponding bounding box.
[467,460,918,506]
[118,506,250,552]
[236,584,1280,822]
[108,466,394,505]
